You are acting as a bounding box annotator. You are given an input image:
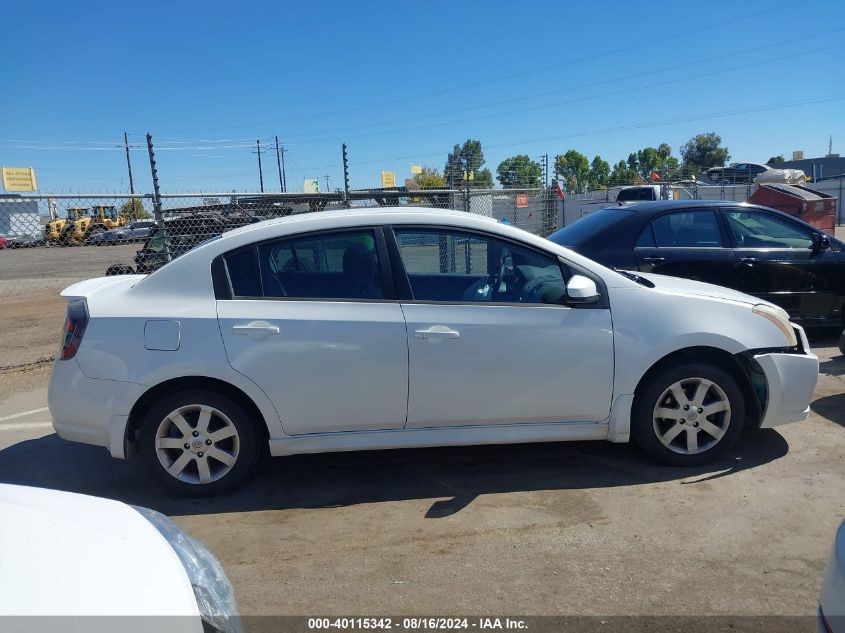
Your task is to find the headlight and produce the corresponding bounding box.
[752,304,797,347]
[134,506,242,633]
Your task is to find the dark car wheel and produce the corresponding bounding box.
[140,389,259,496]
[632,362,745,466]
[839,329,845,357]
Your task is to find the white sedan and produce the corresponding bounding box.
[0,484,240,632]
[48,208,819,494]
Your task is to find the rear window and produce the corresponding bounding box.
[547,209,631,247]
[617,187,656,202]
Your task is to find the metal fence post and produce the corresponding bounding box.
[146,133,170,262]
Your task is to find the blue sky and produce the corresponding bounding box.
[1,0,844,193]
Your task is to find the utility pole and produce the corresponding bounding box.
[324,174,331,192]
[124,132,135,194]
[275,135,287,192]
[342,143,350,208]
[254,139,265,193]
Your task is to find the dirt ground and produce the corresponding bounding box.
[0,243,138,368]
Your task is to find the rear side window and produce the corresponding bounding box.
[650,210,724,247]
[224,249,261,297]
[223,230,383,300]
[259,230,382,299]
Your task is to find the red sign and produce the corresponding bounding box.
[516,193,528,208]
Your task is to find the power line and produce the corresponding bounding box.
[283,41,845,146]
[171,0,808,134]
[6,25,839,152]
[278,27,845,141]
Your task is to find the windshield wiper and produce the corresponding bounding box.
[612,267,655,288]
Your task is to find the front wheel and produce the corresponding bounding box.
[632,363,745,466]
[139,389,259,495]
[838,329,845,357]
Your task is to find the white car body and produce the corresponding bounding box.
[0,484,239,631]
[47,207,818,484]
[821,519,845,633]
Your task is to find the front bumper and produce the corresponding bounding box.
[753,328,819,428]
[48,358,147,459]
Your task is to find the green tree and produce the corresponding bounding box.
[496,155,542,188]
[663,156,682,180]
[413,166,446,189]
[636,147,662,181]
[473,168,494,189]
[680,132,730,172]
[445,139,490,187]
[766,155,785,165]
[119,198,150,220]
[588,155,610,190]
[554,150,590,193]
[609,160,637,185]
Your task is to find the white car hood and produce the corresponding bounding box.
[635,272,773,308]
[0,484,199,618]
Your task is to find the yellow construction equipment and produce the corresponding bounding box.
[60,205,127,244]
[44,207,88,243]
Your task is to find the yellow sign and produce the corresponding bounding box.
[303,178,319,193]
[1,167,38,192]
[410,164,422,175]
[381,171,396,188]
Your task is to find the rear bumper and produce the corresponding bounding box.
[754,343,819,428]
[47,358,146,459]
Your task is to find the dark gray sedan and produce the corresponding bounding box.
[87,220,156,245]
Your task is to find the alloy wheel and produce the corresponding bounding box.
[652,377,731,455]
[155,404,240,484]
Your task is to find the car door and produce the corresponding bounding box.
[633,208,735,287]
[390,227,614,429]
[722,206,839,320]
[216,227,409,435]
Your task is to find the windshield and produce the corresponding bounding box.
[547,209,630,246]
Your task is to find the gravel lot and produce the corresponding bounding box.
[0,243,138,368]
[0,338,842,626]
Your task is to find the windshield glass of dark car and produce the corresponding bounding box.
[547,209,630,247]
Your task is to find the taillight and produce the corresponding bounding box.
[59,300,89,360]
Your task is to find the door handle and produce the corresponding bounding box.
[414,325,460,340]
[232,322,280,336]
[739,257,756,265]
[642,256,666,264]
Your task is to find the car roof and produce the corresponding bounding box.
[613,199,728,212]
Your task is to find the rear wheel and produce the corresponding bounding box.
[838,329,845,356]
[632,363,745,466]
[139,389,259,495]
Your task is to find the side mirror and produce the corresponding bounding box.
[566,275,600,305]
[811,233,830,252]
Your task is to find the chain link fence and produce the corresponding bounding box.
[0,188,560,369]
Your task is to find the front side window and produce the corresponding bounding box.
[650,210,724,248]
[724,209,813,249]
[224,229,383,300]
[394,229,567,304]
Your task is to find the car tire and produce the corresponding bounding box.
[838,329,845,357]
[139,389,259,496]
[632,362,745,466]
